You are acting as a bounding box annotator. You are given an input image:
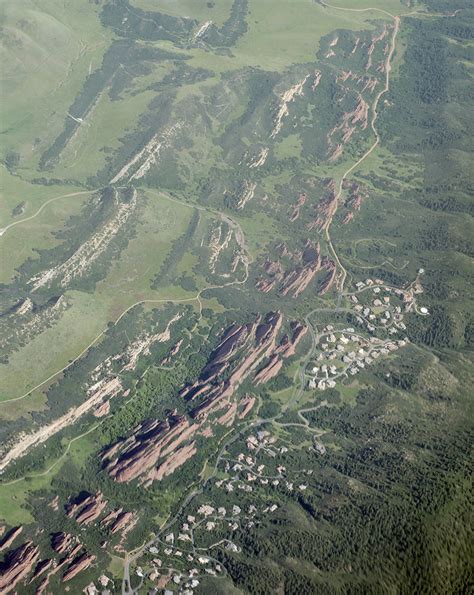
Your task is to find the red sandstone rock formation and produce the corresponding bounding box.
[146,442,197,483]
[51,532,74,555]
[48,496,60,511]
[342,182,366,224]
[66,492,107,526]
[93,400,110,417]
[255,320,308,384]
[289,192,307,222]
[319,258,337,295]
[62,552,95,582]
[110,512,135,535]
[100,508,123,527]
[238,395,256,419]
[342,212,354,224]
[30,559,53,582]
[0,541,39,592]
[182,314,278,408]
[161,338,184,366]
[104,313,284,485]
[35,576,49,594]
[280,267,315,298]
[200,425,214,438]
[0,526,23,552]
[279,242,321,298]
[264,260,283,275]
[103,415,198,483]
[308,184,338,232]
[256,278,276,293]
[254,354,283,384]
[216,401,238,426]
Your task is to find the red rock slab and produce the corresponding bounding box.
[62,553,96,582]
[0,541,39,592]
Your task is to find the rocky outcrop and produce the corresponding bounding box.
[101,508,135,534]
[51,532,74,555]
[255,321,308,384]
[255,257,284,292]
[342,212,354,224]
[121,313,182,372]
[146,442,197,483]
[279,241,321,298]
[0,541,39,592]
[255,278,277,293]
[238,395,256,419]
[29,189,138,291]
[0,376,122,474]
[271,75,309,139]
[109,512,135,534]
[256,240,332,299]
[1,296,68,358]
[161,338,184,366]
[100,508,123,527]
[62,552,95,582]
[35,576,49,594]
[104,313,285,485]
[265,260,283,276]
[276,321,307,358]
[280,266,316,298]
[39,537,87,591]
[0,526,23,552]
[366,24,388,71]
[66,492,107,526]
[342,182,367,224]
[289,192,307,222]
[308,180,337,232]
[93,400,110,417]
[30,559,53,582]
[216,401,238,426]
[48,496,60,511]
[86,377,122,404]
[189,311,283,421]
[319,258,337,295]
[254,354,283,384]
[235,180,256,210]
[102,414,198,484]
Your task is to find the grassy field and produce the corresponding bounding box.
[0,290,109,403]
[0,0,113,173]
[132,0,235,26]
[0,426,98,525]
[0,175,91,283]
[49,89,157,182]
[0,167,84,227]
[0,191,194,403]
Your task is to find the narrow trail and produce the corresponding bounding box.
[0,190,94,237]
[0,383,144,486]
[0,423,101,487]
